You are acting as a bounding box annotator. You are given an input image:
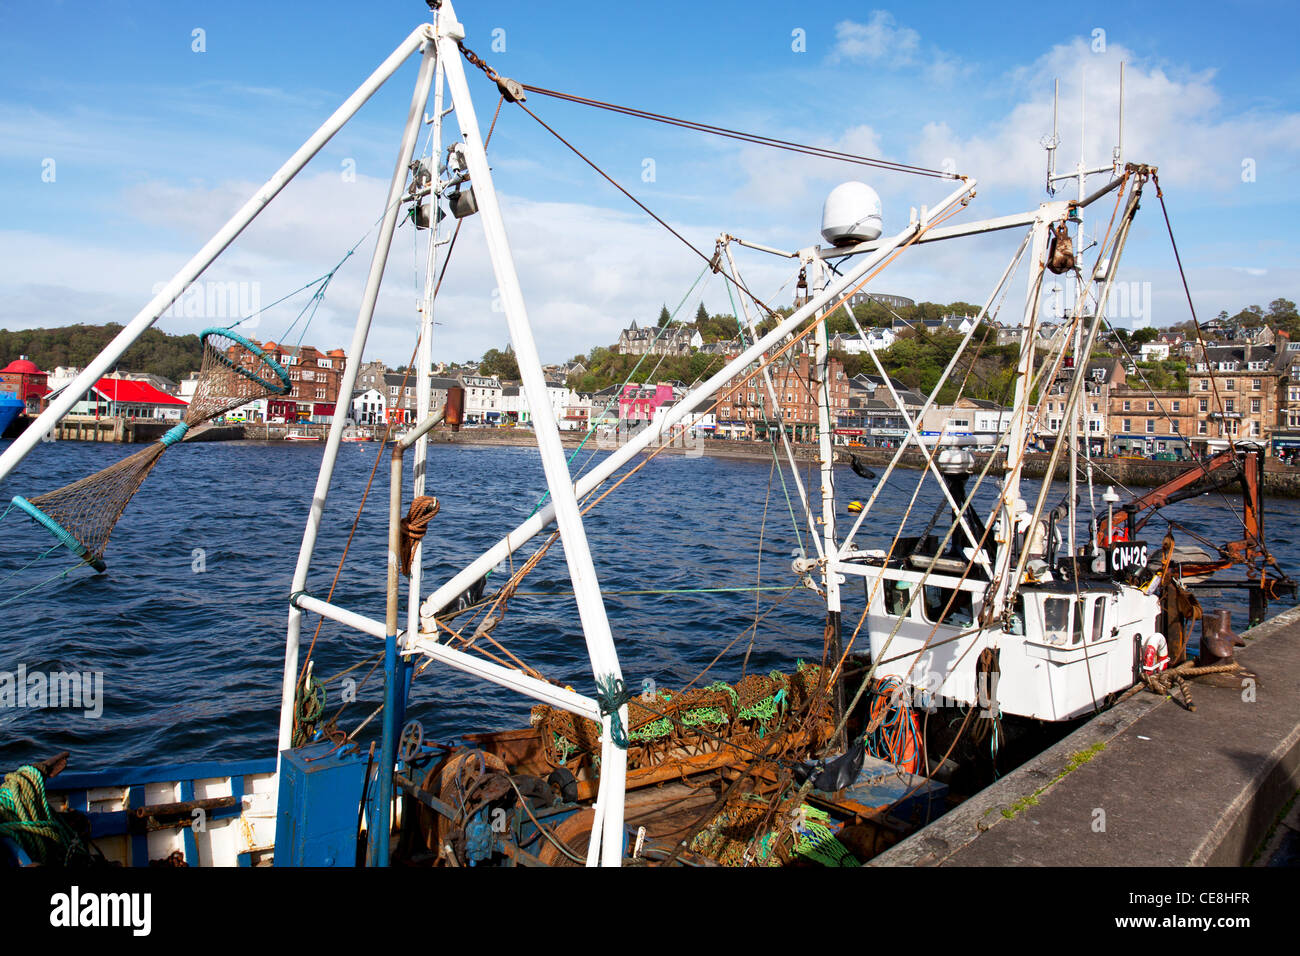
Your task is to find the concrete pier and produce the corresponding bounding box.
[872,604,1300,867]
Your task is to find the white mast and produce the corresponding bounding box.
[408,53,447,650]
[434,0,628,866]
[810,258,845,738]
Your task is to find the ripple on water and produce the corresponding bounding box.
[0,438,1295,767]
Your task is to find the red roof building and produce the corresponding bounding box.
[0,357,50,414]
[82,376,188,420]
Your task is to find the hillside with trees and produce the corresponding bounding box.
[569,300,1013,401]
[0,324,203,382]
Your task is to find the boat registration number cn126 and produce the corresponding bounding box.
[1107,542,1149,573]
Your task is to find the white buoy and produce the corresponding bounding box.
[821,181,883,246]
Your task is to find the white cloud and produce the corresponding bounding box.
[912,38,1300,194]
[0,171,755,368]
[831,13,920,66]
[4,26,1298,370]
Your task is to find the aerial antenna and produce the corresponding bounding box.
[1043,78,1060,196]
[1114,61,1125,169]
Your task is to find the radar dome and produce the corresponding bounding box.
[820,182,883,246]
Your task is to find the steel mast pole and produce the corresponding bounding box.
[436,0,627,866]
[994,211,1053,618]
[400,47,449,736]
[811,257,846,745]
[278,36,438,760]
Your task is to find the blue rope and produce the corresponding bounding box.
[159,423,190,447]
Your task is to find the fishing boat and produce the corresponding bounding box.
[285,430,322,442]
[0,2,1291,869]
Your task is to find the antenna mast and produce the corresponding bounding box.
[1039,61,1126,557]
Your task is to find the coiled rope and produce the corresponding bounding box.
[594,675,633,749]
[0,765,85,865]
[399,495,440,576]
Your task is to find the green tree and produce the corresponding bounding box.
[479,347,519,380]
[657,305,671,329]
[1267,298,1299,335]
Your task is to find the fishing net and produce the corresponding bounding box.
[530,663,831,778]
[11,328,289,571]
[690,794,860,867]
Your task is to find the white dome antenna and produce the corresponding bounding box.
[821,182,883,246]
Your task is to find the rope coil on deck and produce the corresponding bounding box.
[0,765,86,865]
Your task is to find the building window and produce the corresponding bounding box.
[1123,418,1132,432]
[1226,379,1236,391]
[1198,379,1208,391]
[1252,379,1262,391]
[1146,420,1155,433]
[1146,400,1155,411]
[1200,398,1208,412]
[1198,421,1207,435]
[1122,400,1130,412]
[1252,398,1261,413]
[1172,401,1180,412]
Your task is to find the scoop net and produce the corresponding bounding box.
[12,328,289,571]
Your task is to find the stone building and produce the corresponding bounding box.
[715,355,849,442]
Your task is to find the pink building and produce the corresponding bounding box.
[619,382,675,424]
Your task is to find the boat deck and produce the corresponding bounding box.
[871,604,1300,866]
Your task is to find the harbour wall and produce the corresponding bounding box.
[837,445,1300,498]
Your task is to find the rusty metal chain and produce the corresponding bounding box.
[457,42,526,103]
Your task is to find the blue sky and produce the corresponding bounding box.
[2,0,1298,366]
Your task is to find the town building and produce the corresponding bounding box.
[500,384,527,424]
[456,372,502,424]
[356,360,389,394]
[70,376,188,420]
[921,397,1015,448]
[616,321,702,357]
[714,355,849,442]
[255,340,347,423]
[350,387,386,426]
[1107,386,1195,458]
[564,392,595,432]
[618,382,676,425]
[1186,343,1284,455]
[0,357,49,414]
[829,328,896,354]
[383,372,418,424]
[1035,358,1124,456]
[843,292,915,312]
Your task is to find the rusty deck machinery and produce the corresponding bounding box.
[1096,443,1296,624]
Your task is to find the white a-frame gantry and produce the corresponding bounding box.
[276,3,629,866]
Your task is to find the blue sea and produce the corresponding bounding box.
[1,438,1295,773]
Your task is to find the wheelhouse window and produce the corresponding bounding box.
[922,585,974,627]
[1043,597,1084,645]
[884,580,911,617]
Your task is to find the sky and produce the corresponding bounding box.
[2,0,1298,368]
